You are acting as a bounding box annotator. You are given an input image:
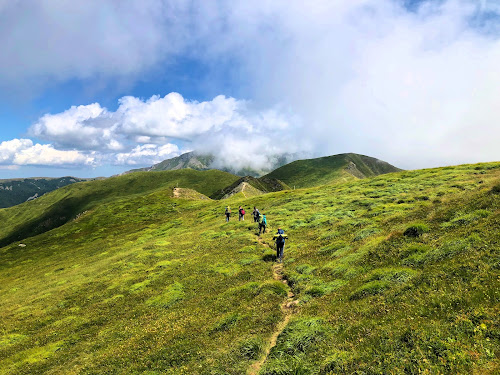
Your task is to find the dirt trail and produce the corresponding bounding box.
[248,237,298,375]
[172,188,181,198]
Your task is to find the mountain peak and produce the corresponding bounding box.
[264,153,402,188]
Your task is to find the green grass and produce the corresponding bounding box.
[0,161,499,374]
[0,176,89,208]
[263,152,401,188]
[0,169,239,247]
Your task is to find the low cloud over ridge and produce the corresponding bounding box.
[3,93,302,170]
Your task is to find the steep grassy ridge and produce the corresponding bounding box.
[0,162,499,374]
[0,169,239,247]
[264,153,401,188]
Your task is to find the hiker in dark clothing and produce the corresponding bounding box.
[253,207,260,223]
[238,206,245,221]
[274,227,287,263]
[259,214,267,235]
[225,206,231,222]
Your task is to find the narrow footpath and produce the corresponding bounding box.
[248,237,299,375]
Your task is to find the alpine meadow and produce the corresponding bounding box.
[0,156,499,374]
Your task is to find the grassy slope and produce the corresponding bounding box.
[249,163,500,374]
[0,162,499,374]
[0,169,239,247]
[264,153,401,188]
[0,177,88,209]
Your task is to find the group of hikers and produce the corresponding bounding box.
[224,205,287,263]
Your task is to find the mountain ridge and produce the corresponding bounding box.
[264,152,402,188]
[125,151,298,177]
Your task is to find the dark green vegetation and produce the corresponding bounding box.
[0,177,89,209]
[1,161,499,374]
[264,153,402,188]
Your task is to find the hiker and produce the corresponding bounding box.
[274,227,287,263]
[259,213,267,235]
[238,206,245,221]
[253,207,260,223]
[225,206,231,222]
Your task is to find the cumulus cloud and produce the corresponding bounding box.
[0,139,33,164]
[29,93,303,171]
[30,104,116,151]
[0,139,94,167]
[114,143,180,166]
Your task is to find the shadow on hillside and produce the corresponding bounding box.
[0,196,88,247]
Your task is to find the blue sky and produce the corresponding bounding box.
[1,0,500,179]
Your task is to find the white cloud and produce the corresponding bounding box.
[29,93,302,170]
[189,0,500,168]
[0,139,33,163]
[114,143,180,166]
[0,138,94,167]
[116,93,242,139]
[0,0,181,94]
[30,103,115,151]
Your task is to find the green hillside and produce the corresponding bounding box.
[0,177,89,209]
[0,169,239,248]
[0,162,499,374]
[264,153,402,188]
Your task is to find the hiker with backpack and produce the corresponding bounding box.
[225,206,231,222]
[253,207,260,223]
[238,206,245,221]
[273,227,287,263]
[259,213,267,235]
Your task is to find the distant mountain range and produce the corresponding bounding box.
[125,151,294,177]
[125,151,401,182]
[0,177,89,208]
[0,152,401,209]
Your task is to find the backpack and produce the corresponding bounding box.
[241,209,245,215]
[276,233,285,245]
